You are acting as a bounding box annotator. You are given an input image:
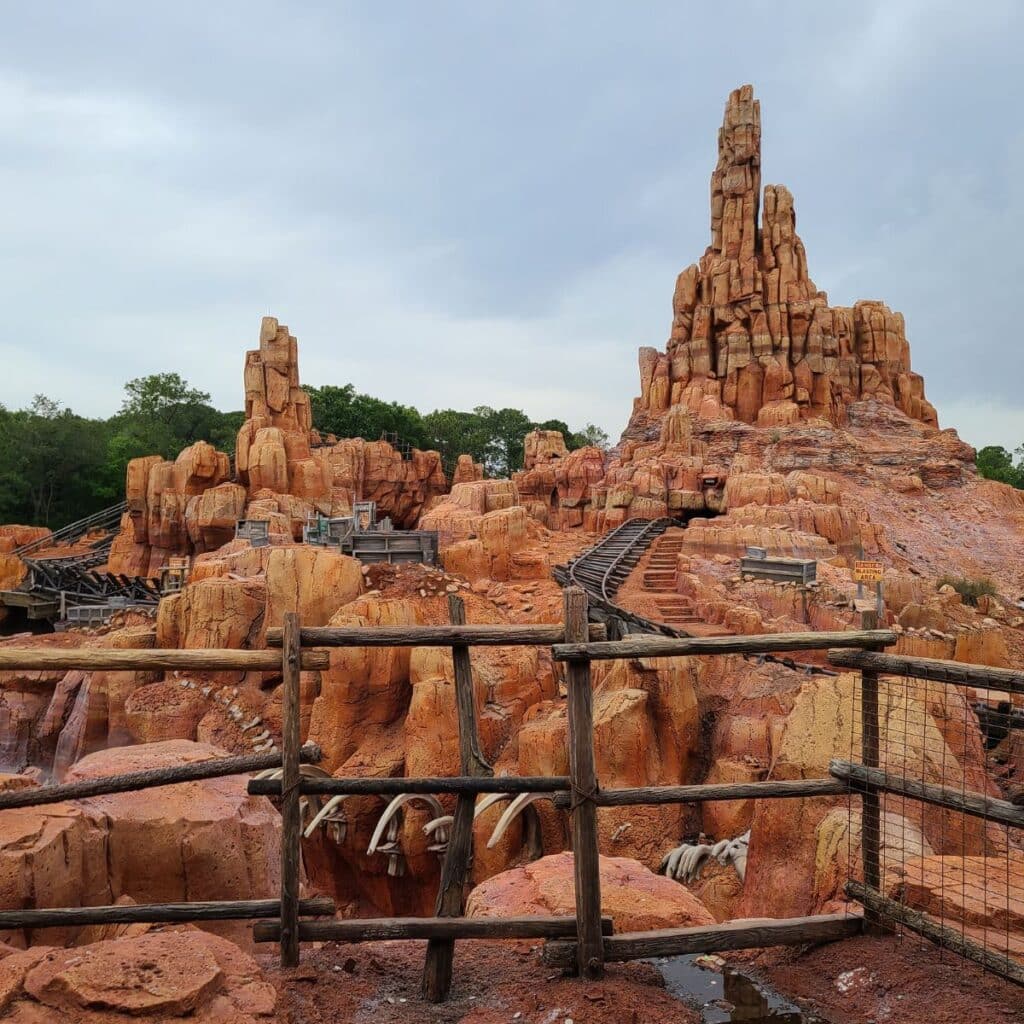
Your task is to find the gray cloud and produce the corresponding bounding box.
[0,1,1021,450]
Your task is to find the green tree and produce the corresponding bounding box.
[976,445,1024,488]
[567,423,610,450]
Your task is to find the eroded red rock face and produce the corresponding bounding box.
[108,317,448,575]
[629,84,936,436]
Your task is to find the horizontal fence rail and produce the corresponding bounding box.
[847,882,1024,987]
[0,743,322,811]
[831,759,1024,830]
[827,648,1024,695]
[551,777,850,809]
[250,774,570,798]
[264,623,608,648]
[0,648,329,672]
[0,897,335,930]
[542,914,864,968]
[552,629,897,662]
[254,915,615,943]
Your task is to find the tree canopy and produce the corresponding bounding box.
[0,373,610,529]
[976,445,1024,488]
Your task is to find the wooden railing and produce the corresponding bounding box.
[3,600,1017,995]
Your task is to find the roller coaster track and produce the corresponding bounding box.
[13,501,128,558]
[554,518,837,676]
[3,501,161,613]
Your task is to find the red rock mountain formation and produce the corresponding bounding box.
[628,84,937,437]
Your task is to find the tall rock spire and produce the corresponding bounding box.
[630,85,936,434]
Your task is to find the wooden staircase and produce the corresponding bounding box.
[641,532,733,638]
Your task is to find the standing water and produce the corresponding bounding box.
[655,955,825,1023]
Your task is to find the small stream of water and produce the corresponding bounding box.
[655,955,825,1023]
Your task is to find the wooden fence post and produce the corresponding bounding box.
[860,666,882,931]
[279,612,302,968]
[422,595,494,1002]
[563,586,604,979]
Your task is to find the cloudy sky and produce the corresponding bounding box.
[1,1,1021,450]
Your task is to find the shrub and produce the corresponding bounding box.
[937,575,998,607]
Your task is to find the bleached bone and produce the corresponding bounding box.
[241,718,262,731]
[251,729,271,744]
[487,792,552,849]
[423,815,454,838]
[473,793,511,819]
[303,795,350,839]
[660,829,751,884]
[367,794,445,856]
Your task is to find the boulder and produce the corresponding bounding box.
[466,852,715,932]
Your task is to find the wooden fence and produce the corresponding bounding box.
[2,592,1017,997]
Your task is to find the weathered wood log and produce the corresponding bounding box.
[551,777,848,809]
[827,649,1024,696]
[279,612,302,968]
[249,775,569,797]
[542,913,863,968]
[552,630,896,662]
[831,759,1024,830]
[423,595,493,1002]
[0,897,335,930]
[0,743,322,811]
[0,647,329,672]
[264,623,608,648]
[255,915,615,943]
[564,586,604,980]
[846,881,1024,987]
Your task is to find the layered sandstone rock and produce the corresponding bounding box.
[514,430,607,529]
[0,929,276,1021]
[65,741,281,947]
[466,852,714,932]
[108,316,449,574]
[628,85,937,435]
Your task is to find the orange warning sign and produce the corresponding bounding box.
[853,560,884,583]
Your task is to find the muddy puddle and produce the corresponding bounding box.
[654,954,827,1023]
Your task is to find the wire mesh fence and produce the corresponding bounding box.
[847,667,1024,983]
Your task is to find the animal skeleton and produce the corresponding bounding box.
[659,830,750,884]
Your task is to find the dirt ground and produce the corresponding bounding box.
[748,933,1024,1023]
[264,933,1023,1023]
[265,939,700,1023]
[262,937,1015,1024]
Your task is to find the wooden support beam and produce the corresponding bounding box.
[858,668,883,931]
[551,777,848,809]
[255,915,615,943]
[0,743,322,811]
[846,882,1024,987]
[279,612,302,969]
[423,595,493,1002]
[0,897,335,930]
[827,649,1024,696]
[564,586,604,980]
[552,630,896,662]
[542,913,863,968]
[0,647,329,672]
[249,775,569,797]
[831,759,1024,830]
[265,623,608,648]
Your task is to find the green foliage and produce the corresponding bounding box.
[2,372,608,529]
[976,445,1024,488]
[937,575,998,607]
